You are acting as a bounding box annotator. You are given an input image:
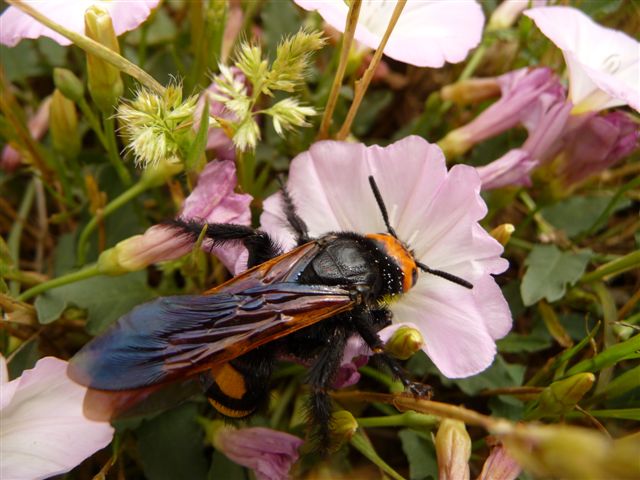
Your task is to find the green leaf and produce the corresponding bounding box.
[34,271,154,333]
[208,451,246,480]
[497,331,552,353]
[449,355,526,395]
[541,196,630,237]
[566,334,640,376]
[185,101,209,171]
[137,403,209,480]
[350,429,406,480]
[399,429,437,480]
[521,245,592,306]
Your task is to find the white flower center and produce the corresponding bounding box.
[601,54,621,74]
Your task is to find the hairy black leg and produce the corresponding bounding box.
[305,327,348,451]
[166,218,282,268]
[277,177,310,245]
[352,309,432,397]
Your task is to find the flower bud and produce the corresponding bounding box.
[502,423,640,480]
[384,325,424,360]
[49,89,80,158]
[489,224,515,247]
[441,78,501,105]
[527,373,595,420]
[141,157,184,187]
[97,225,193,275]
[436,419,471,480]
[478,442,521,480]
[84,5,124,113]
[53,68,84,103]
[330,410,359,446]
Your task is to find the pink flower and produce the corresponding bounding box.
[476,149,537,190]
[477,443,521,480]
[558,111,639,185]
[439,68,565,157]
[261,136,512,378]
[1,96,51,172]
[294,0,484,67]
[213,426,303,480]
[0,356,114,480]
[99,160,251,275]
[525,6,639,113]
[0,0,160,47]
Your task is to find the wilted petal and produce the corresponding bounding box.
[262,136,511,378]
[0,357,114,480]
[477,149,537,190]
[521,97,572,164]
[439,68,564,157]
[525,6,640,112]
[214,426,303,480]
[559,111,639,185]
[0,0,160,47]
[295,0,484,67]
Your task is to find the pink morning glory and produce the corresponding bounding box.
[261,136,512,378]
[0,356,114,480]
[525,6,639,113]
[0,0,160,47]
[294,0,484,67]
[213,425,303,480]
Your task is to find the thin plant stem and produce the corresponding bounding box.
[18,264,101,301]
[336,0,407,140]
[580,250,640,283]
[317,0,362,140]
[8,180,35,296]
[356,411,438,429]
[76,179,150,265]
[103,115,131,185]
[77,97,108,148]
[6,0,164,94]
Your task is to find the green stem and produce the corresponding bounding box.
[7,0,164,94]
[17,264,101,301]
[317,0,361,140]
[76,179,150,265]
[78,97,108,148]
[8,181,35,296]
[580,250,640,283]
[592,282,617,395]
[103,115,131,185]
[336,0,406,140]
[357,411,438,429]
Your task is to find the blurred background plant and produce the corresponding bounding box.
[0,1,638,479]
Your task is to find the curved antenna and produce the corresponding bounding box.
[416,261,473,289]
[368,176,398,238]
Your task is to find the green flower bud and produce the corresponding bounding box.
[441,78,501,106]
[330,410,358,446]
[53,68,85,103]
[49,89,80,158]
[84,5,124,113]
[384,325,424,360]
[436,419,471,480]
[527,373,595,420]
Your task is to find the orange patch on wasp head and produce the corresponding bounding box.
[366,233,418,292]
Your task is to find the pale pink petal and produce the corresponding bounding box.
[262,136,512,378]
[478,444,521,480]
[476,149,537,190]
[0,357,114,480]
[525,6,640,112]
[0,0,159,47]
[0,355,19,410]
[295,0,484,67]
[181,160,252,274]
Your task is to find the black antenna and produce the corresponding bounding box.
[368,176,398,238]
[416,261,474,289]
